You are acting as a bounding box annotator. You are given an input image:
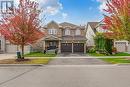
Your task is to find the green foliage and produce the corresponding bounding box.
[94,33,113,55]
[88,47,96,53]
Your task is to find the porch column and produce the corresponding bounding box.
[43,40,46,50]
[58,40,61,53]
[84,42,86,54]
[72,42,74,53]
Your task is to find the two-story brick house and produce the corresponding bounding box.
[38,21,87,53]
[0,21,87,54]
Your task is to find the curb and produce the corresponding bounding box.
[0,64,44,67]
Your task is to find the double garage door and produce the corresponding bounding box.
[61,43,84,53]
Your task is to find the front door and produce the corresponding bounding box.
[48,41,57,50]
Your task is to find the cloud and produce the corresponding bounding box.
[62,13,68,19]
[97,0,107,12]
[14,0,63,15]
[38,0,63,15]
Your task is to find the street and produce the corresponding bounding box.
[0,65,130,87]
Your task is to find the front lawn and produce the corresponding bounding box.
[100,58,130,64]
[25,52,57,57]
[113,52,130,56]
[0,58,51,64]
[88,52,130,56]
[88,53,106,56]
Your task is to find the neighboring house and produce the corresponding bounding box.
[33,21,87,53]
[0,34,32,54]
[0,21,87,54]
[86,22,130,53]
[86,22,99,47]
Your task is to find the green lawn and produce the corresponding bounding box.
[88,52,130,56]
[88,53,106,56]
[112,52,130,56]
[100,58,130,64]
[25,52,57,57]
[0,58,51,64]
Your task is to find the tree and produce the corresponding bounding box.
[0,0,44,59]
[102,0,130,41]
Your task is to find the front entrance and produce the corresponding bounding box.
[46,41,58,50]
[61,43,72,52]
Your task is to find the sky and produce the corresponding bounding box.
[0,0,107,25]
[39,0,107,25]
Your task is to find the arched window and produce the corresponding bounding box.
[75,29,81,35]
[65,29,70,35]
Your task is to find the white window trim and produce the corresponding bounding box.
[75,29,81,35]
[48,29,57,35]
[65,29,70,35]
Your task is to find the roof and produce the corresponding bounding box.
[87,22,99,33]
[59,22,78,28]
[62,36,87,41]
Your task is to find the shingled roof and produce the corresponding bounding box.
[87,22,99,33]
[59,22,78,27]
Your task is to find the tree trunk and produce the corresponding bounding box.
[21,44,24,59]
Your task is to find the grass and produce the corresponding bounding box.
[0,58,51,64]
[89,52,130,64]
[88,52,130,56]
[100,58,130,64]
[112,52,130,56]
[25,52,57,57]
[88,53,106,56]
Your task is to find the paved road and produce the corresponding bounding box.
[0,65,130,87]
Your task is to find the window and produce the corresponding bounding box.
[65,29,70,35]
[48,29,57,35]
[75,29,81,35]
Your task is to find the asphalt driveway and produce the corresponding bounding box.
[0,65,130,87]
[48,58,108,65]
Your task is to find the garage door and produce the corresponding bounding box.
[74,43,84,52]
[6,44,17,53]
[61,43,72,52]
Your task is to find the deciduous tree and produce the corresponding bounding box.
[0,0,44,59]
[102,0,130,41]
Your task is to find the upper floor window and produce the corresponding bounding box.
[65,29,70,35]
[75,29,81,35]
[48,29,57,35]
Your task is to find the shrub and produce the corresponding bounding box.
[89,47,96,53]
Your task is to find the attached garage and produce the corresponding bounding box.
[73,43,84,52]
[6,44,17,53]
[61,43,84,53]
[61,43,72,52]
